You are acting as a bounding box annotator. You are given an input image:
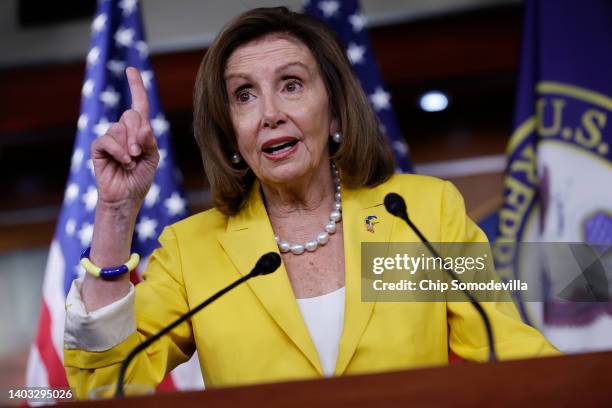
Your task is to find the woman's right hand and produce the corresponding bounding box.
[82,67,159,312]
[91,67,159,210]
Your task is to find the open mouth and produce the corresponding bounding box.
[262,139,299,155]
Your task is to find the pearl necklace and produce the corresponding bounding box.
[274,164,342,255]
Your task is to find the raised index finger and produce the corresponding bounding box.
[126,67,149,120]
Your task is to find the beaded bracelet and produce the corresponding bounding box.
[79,247,140,279]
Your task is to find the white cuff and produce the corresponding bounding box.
[64,276,136,352]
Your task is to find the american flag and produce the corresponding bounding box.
[25,0,203,396]
[304,0,413,172]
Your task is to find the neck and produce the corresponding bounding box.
[261,162,335,220]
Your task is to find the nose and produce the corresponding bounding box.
[261,93,286,129]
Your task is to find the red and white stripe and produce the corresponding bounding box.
[26,241,68,390]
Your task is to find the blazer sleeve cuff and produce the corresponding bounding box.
[64,276,136,352]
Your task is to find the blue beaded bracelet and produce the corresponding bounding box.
[80,247,140,279]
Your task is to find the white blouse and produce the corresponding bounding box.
[296,286,346,377]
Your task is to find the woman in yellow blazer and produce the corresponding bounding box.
[65,175,558,396]
[64,7,558,399]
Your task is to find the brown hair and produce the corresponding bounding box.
[193,6,395,215]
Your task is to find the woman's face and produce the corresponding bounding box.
[225,34,335,187]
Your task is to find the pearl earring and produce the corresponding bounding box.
[231,152,242,164]
[332,131,343,143]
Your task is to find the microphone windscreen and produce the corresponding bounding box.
[256,252,282,275]
[384,193,407,219]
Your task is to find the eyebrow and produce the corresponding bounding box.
[224,61,312,82]
[274,61,311,75]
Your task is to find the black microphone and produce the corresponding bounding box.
[115,252,281,397]
[384,193,497,362]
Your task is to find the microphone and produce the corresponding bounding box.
[115,252,281,397]
[384,193,497,362]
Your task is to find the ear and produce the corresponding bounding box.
[329,118,339,135]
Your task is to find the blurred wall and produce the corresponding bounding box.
[0,0,518,67]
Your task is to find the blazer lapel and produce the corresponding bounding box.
[217,183,323,375]
[335,182,395,375]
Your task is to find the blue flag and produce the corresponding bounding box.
[497,0,612,352]
[304,0,413,172]
[26,0,197,391]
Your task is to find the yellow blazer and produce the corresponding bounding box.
[65,174,559,399]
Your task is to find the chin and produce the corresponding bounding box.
[261,161,311,184]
